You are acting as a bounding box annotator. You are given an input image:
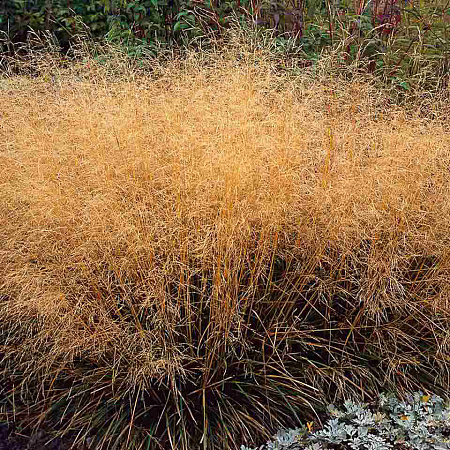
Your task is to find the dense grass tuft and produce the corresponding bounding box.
[1,29,450,450]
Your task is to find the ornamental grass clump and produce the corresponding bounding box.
[1,28,450,450]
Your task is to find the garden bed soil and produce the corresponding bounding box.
[0,423,90,450]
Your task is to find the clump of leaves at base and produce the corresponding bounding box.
[241,391,450,450]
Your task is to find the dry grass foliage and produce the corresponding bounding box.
[1,34,450,450]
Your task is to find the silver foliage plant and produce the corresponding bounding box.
[240,391,450,450]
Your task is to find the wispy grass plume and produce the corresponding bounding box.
[1,30,449,450]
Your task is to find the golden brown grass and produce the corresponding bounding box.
[1,33,450,450]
